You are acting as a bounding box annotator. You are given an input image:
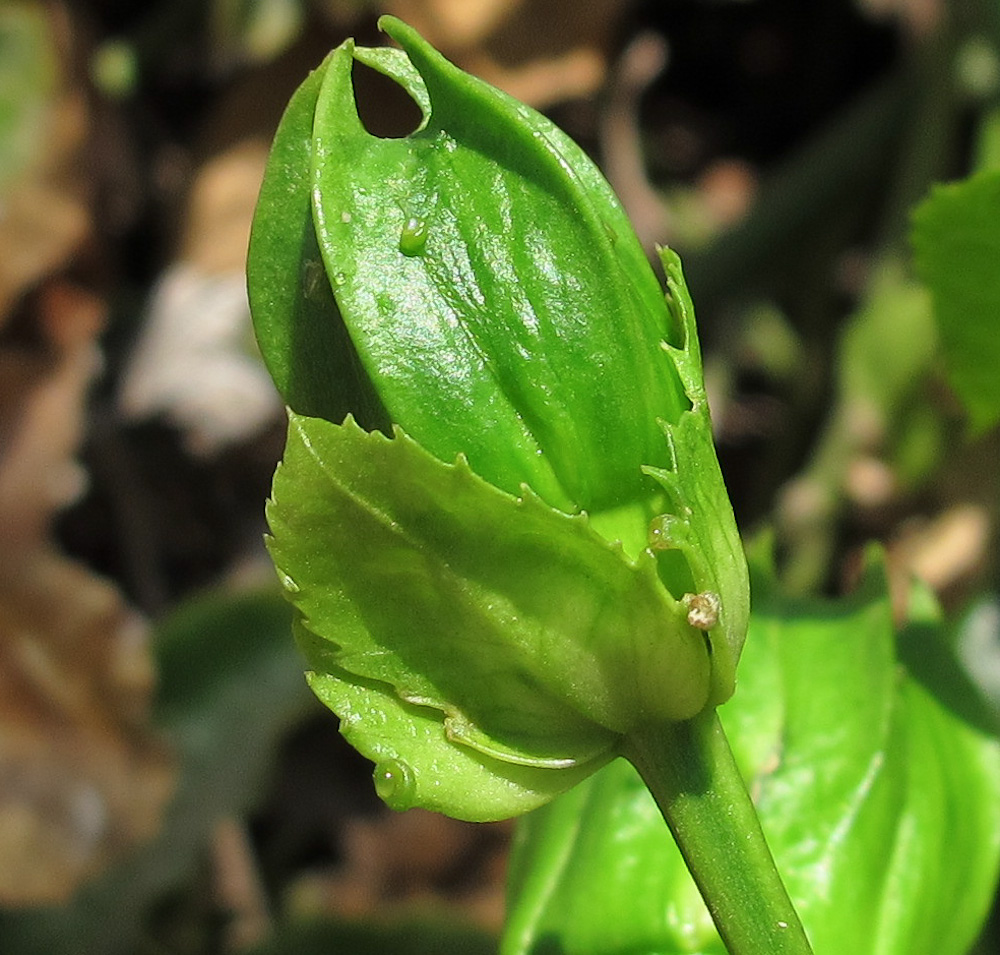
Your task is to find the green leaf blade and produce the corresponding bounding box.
[642,247,751,705]
[246,49,389,428]
[267,413,718,816]
[503,555,1000,955]
[308,19,690,512]
[306,650,606,823]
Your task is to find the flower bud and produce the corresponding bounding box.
[251,17,692,514]
[250,18,749,820]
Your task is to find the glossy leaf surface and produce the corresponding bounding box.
[504,557,1000,955]
[247,55,389,427]
[305,623,604,822]
[249,17,703,514]
[305,16,690,513]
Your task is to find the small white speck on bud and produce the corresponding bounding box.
[684,591,720,631]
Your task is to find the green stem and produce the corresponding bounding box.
[623,709,813,955]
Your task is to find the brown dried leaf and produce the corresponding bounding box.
[0,4,90,325]
[0,282,174,906]
[180,140,272,277]
[0,553,174,905]
[891,504,992,595]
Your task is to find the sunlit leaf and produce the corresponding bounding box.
[504,554,1000,955]
[267,413,728,817]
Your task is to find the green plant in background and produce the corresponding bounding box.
[247,15,1000,955]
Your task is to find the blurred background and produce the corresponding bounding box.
[1,0,998,952]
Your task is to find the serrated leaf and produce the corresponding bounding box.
[912,169,1000,434]
[267,413,716,815]
[503,554,1000,955]
[644,247,750,705]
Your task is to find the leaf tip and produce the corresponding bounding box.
[377,15,415,51]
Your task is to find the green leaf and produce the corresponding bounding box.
[505,758,722,955]
[305,621,603,822]
[249,25,746,635]
[297,15,692,513]
[838,262,936,427]
[247,52,389,427]
[267,413,720,817]
[912,169,1000,434]
[645,247,750,704]
[503,555,1000,955]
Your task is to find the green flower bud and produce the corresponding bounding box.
[250,16,689,514]
[250,17,749,821]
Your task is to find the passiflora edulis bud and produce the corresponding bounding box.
[249,16,749,821]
